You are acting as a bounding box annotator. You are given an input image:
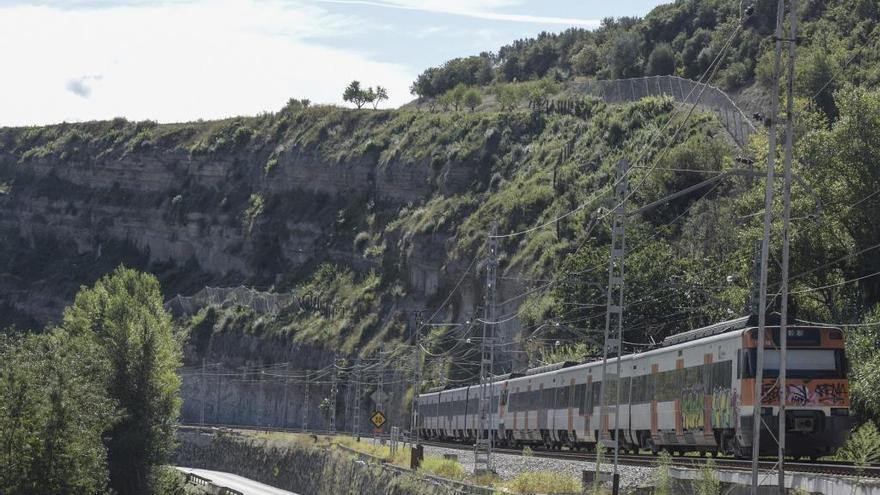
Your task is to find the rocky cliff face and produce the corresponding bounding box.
[0,112,488,329]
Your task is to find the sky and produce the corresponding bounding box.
[0,0,669,126]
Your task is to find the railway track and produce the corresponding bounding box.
[420,440,880,478]
[179,424,880,478]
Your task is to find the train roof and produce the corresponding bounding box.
[661,315,752,347]
[525,361,578,375]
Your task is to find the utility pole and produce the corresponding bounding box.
[778,0,798,491]
[302,371,310,432]
[598,158,628,495]
[215,365,221,424]
[200,358,207,426]
[354,362,362,436]
[282,362,290,428]
[330,355,340,435]
[377,346,385,415]
[345,359,354,433]
[752,0,786,492]
[411,310,424,444]
[475,222,498,474]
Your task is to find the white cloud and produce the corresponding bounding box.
[0,0,417,126]
[319,0,601,27]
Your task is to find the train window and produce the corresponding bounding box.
[744,349,847,379]
[713,361,732,389]
[737,349,742,379]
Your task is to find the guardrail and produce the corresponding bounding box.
[182,470,244,495]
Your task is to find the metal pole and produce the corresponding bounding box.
[354,363,362,436]
[200,358,207,425]
[303,372,310,432]
[475,222,498,474]
[778,1,798,492]
[411,311,424,444]
[751,1,786,492]
[282,362,290,428]
[215,365,221,424]
[330,355,339,435]
[598,159,628,493]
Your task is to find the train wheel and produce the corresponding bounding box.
[648,438,659,456]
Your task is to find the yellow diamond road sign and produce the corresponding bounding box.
[370,411,387,429]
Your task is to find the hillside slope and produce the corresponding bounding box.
[3,0,880,425]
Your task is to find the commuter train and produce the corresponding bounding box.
[415,315,852,459]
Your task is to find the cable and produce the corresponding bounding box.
[489,19,746,241]
[789,269,880,295]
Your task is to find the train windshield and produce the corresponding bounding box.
[743,349,847,378]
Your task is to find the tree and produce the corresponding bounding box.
[63,267,182,495]
[463,88,482,112]
[0,332,116,494]
[342,80,369,109]
[523,77,560,110]
[571,44,600,76]
[371,86,389,109]
[451,83,468,111]
[494,83,521,111]
[607,31,643,79]
[646,43,676,76]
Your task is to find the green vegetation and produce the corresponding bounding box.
[342,80,389,109]
[410,0,878,118]
[836,422,880,486]
[653,450,673,495]
[418,457,468,481]
[0,267,182,495]
[694,458,721,495]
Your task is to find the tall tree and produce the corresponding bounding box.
[63,267,182,495]
[0,331,116,495]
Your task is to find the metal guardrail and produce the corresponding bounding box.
[574,75,759,148]
[182,471,244,495]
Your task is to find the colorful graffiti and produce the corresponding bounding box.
[681,387,737,431]
[681,388,704,431]
[761,381,848,406]
[710,387,736,429]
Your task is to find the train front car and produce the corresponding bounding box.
[738,324,853,459]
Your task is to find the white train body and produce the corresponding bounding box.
[416,316,852,458]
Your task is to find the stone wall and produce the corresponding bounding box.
[174,431,453,495]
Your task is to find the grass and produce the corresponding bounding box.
[418,456,468,481]
[501,471,582,494]
[242,431,412,467]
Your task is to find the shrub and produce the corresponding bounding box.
[653,450,673,495]
[419,457,467,481]
[694,458,720,495]
[243,193,265,235]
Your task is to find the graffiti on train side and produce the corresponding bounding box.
[761,381,848,406]
[711,388,736,429]
[681,387,737,431]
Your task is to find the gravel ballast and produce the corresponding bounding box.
[421,445,655,491]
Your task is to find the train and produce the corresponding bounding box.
[415,315,853,459]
